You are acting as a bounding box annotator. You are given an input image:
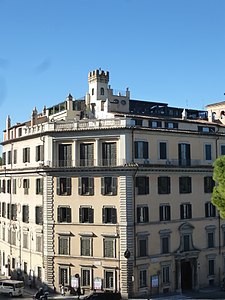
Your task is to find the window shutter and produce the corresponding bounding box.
[180,205,184,219]
[112,208,117,224]
[112,177,117,195]
[189,205,192,218]
[89,208,94,223]
[78,178,82,195]
[23,148,25,163]
[27,148,30,162]
[35,146,38,162]
[145,207,149,222]
[79,207,83,223]
[56,178,60,195]
[57,207,61,222]
[67,208,71,223]
[137,207,141,222]
[168,206,171,220]
[40,178,43,194]
[146,177,149,194]
[102,207,106,223]
[89,178,94,196]
[143,142,148,159]
[101,178,105,195]
[40,145,44,161]
[134,142,138,159]
[66,178,71,195]
[159,206,163,221]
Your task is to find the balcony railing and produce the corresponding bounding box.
[45,158,213,168]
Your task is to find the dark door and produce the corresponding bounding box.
[181,261,192,290]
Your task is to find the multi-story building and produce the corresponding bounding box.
[0,69,225,298]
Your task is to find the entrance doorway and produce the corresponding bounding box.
[181,261,192,290]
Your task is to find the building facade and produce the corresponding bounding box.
[0,69,225,298]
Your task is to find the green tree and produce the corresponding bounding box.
[212,155,225,218]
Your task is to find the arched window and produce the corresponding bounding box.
[100,87,104,95]
[92,88,94,96]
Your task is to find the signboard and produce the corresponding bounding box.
[151,275,159,288]
[94,277,102,290]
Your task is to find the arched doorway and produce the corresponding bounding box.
[181,261,192,290]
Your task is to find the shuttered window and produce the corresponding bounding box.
[102,142,117,166]
[58,236,70,255]
[58,144,72,167]
[57,206,71,223]
[102,207,117,224]
[35,206,43,225]
[79,207,94,223]
[80,143,94,166]
[23,147,30,163]
[22,205,29,223]
[80,238,92,256]
[36,145,44,162]
[134,141,148,159]
[104,238,115,258]
[78,177,94,195]
[57,177,71,196]
[101,177,117,195]
[135,176,149,195]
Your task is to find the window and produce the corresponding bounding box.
[133,119,142,126]
[180,203,192,219]
[162,265,170,284]
[23,233,28,249]
[159,205,171,221]
[92,88,94,95]
[79,207,94,223]
[13,149,17,164]
[179,177,192,194]
[104,270,114,289]
[12,230,16,245]
[12,179,17,194]
[35,206,43,225]
[2,202,6,218]
[2,152,6,165]
[7,179,11,194]
[136,177,149,195]
[134,141,148,159]
[78,177,94,195]
[138,236,148,257]
[100,87,104,95]
[178,143,191,166]
[57,206,71,223]
[205,144,212,161]
[36,235,42,252]
[23,179,29,195]
[159,142,167,160]
[165,122,178,129]
[101,177,117,195]
[58,236,70,255]
[37,267,42,279]
[221,145,225,156]
[208,232,215,248]
[22,205,29,223]
[80,143,94,166]
[59,267,69,285]
[205,202,216,218]
[158,177,170,194]
[208,259,215,276]
[204,176,215,193]
[149,120,162,128]
[2,180,5,193]
[139,269,147,288]
[24,262,28,274]
[23,147,30,163]
[36,145,44,162]
[80,237,92,256]
[58,144,72,167]
[102,207,117,224]
[183,234,190,251]
[11,204,17,221]
[137,206,149,223]
[36,178,43,195]
[161,236,169,254]
[81,269,90,287]
[57,177,71,196]
[8,228,11,244]
[2,227,5,241]
[103,238,115,258]
[102,142,117,166]
[7,151,11,165]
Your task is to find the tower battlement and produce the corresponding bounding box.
[88,69,109,83]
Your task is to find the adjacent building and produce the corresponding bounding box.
[0,69,225,298]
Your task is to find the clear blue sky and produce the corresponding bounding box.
[1,0,225,136]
